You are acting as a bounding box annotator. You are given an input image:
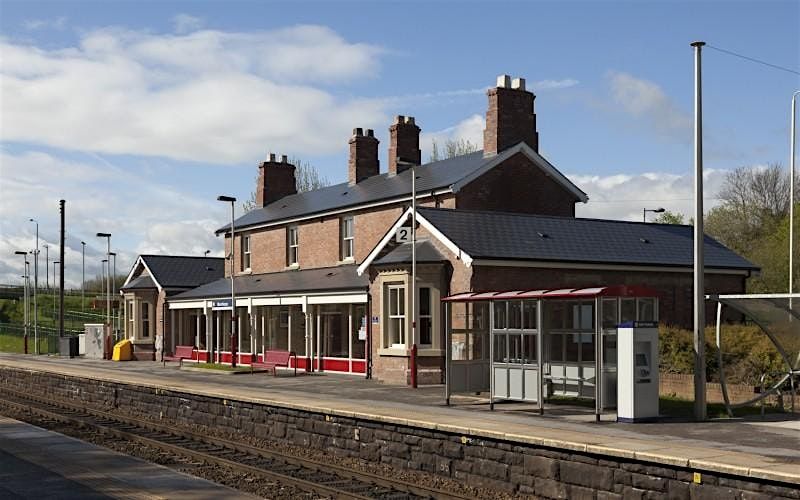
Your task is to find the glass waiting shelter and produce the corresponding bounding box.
[443,286,659,420]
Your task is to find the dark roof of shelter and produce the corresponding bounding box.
[417,207,758,271]
[217,145,587,234]
[121,274,156,290]
[137,255,225,289]
[374,240,447,265]
[172,265,368,300]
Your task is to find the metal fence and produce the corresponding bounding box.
[0,322,83,354]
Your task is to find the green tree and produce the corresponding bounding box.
[429,138,479,162]
[243,157,330,212]
[652,210,685,225]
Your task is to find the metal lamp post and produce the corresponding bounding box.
[397,158,420,388]
[217,195,237,368]
[643,207,665,223]
[43,244,49,290]
[96,233,112,327]
[81,241,86,313]
[29,219,39,354]
[110,252,117,336]
[14,251,29,353]
[790,91,799,303]
[52,260,60,323]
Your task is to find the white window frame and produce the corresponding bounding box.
[386,284,406,348]
[242,234,251,271]
[141,302,150,339]
[287,225,299,266]
[340,216,354,261]
[418,286,433,347]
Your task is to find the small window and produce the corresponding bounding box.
[621,298,636,324]
[637,298,657,321]
[141,303,150,338]
[387,285,406,348]
[508,301,522,329]
[418,287,432,345]
[601,298,619,329]
[287,226,299,266]
[493,301,507,329]
[523,334,537,364]
[493,333,507,363]
[241,235,251,271]
[340,216,354,261]
[522,301,537,330]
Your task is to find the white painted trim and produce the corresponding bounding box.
[707,293,800,299]
[357,209,412,275]
[252,297,281,306]
[168,301,205,310]
[356,208,474,275]
[121,256,164,292]
[308,293,368,304]
[217,188,453,236]
[470,258,751,275]
[451,142,589,203]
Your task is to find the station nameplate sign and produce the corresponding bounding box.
[211,299,232,310]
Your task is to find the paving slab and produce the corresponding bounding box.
[0,415,257,499]
[1,353,798,486]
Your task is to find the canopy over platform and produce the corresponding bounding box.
[443,285,660,302]
[708,293,800,415]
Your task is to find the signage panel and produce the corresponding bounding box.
[212,299,232,311]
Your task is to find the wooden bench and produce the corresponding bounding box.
[251,350,296,377]
[163,345,196,367]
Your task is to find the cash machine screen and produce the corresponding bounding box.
[634,341,651,384]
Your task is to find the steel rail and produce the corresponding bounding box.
[0,387,472,500]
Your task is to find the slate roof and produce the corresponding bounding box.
[121,275,156,290]
[216,145,587,234]
[374,240,446,265]
[171,265,368,300]
[417,207,758,271]
[134,255,225,289]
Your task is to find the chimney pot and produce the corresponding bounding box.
[256,155,297,208]
[484,74,538,155]
[497,74,511,88]
[349,126,379,184]
[389,115,421,175]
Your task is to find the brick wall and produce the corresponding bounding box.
[659,372,783,407]
[456,152,577,217]
[4,368,797,499]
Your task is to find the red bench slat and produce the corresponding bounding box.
[251,350,296,376]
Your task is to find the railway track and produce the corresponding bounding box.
[0,387,473,500]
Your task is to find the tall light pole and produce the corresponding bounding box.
[52,260,59,322]
[397,158,420,388]
[217,195,237,368]
[43,243,49,290]
[691,40,707,421]
[14,251,29,352]
[96,233,112,327]
[81,241,86,313]
[110,252,117,335]
[643,207,665,223]
[29,219,39,354]
[790,91,799,303]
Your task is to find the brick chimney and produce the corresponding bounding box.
[348,128,379,184]
[388,115,421,175]
[256,153,297,208]
[483,75,539,156]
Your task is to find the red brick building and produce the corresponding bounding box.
[128,74,755,383]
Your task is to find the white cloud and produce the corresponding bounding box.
[0,150,226,287]
[173,14,203,34]
[1,25,386,164]
[573,168,729,221]
[532,78,579,91]
[607,71,691,142]
[420,114,486,160]
[23,17,67,31]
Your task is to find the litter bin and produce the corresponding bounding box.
[59,336,79,358]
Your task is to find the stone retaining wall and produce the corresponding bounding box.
[2,367,798,499]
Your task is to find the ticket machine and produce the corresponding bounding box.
[617,321,659,422]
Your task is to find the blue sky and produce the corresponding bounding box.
[1,0,798,285]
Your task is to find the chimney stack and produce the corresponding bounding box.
[388,115,421,175]
[348,128,379,184]
[483,74,539,156]
[255,153,297,208]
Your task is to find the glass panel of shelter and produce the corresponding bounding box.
[491,300,540,402]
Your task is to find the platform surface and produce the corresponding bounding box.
[0,415,257,499]
[1,353,798,487]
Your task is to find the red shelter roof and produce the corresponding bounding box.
[441,285,659,302]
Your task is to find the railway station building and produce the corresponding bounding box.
[122,74,757,384]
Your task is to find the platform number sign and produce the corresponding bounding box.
[395,226,412,243]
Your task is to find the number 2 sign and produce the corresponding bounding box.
[395,226,412,243]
